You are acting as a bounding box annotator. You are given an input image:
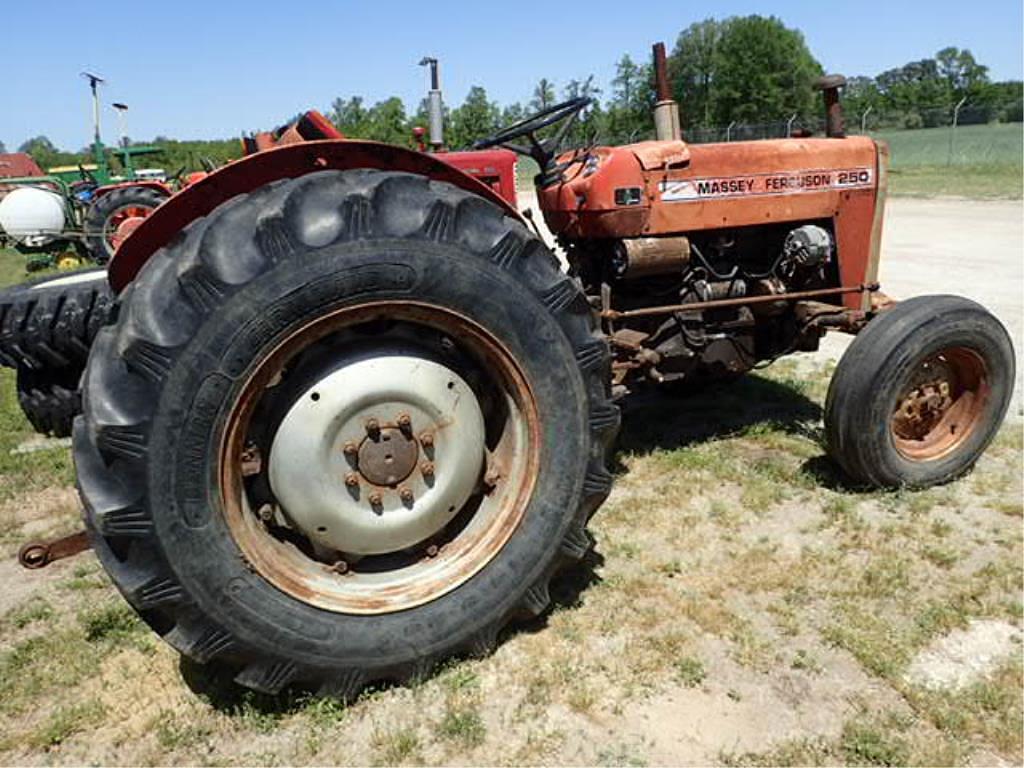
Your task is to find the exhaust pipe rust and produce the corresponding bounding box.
[652,42,682,141]
[815,74,847,138]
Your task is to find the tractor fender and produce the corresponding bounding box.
[93,180,173,199]
[108,140,524,292]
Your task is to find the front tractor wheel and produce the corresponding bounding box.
[75,170,616,696]
[825,295,1014,488]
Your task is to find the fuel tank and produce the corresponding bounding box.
[537,136,880,240]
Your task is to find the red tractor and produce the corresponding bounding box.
[26,48,1018,697]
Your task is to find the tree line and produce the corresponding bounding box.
[8,14,1023,172]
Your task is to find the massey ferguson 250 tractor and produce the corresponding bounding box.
[32,48,1017,697]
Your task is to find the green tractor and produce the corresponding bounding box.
[0,73,173,268]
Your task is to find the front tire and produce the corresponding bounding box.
[75,170,617,696]
[825,295,1014,488]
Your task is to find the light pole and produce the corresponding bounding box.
[112,102,129,149]
[80,71,106,173]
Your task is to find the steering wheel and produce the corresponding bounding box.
[474,96,591,168]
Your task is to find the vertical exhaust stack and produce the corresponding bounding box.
[652,42,682,141]
[815,75,847,138]
[419,57,445,151]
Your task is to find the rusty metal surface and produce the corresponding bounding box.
[653,43,672,102]
[218,301,540,615]
[109,140,522,293]
[891,347,989,461]
[601,282,879,320]
[18,530,91,569]
[357,426,419,486]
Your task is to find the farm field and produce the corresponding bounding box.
[872,123,1023,198]
[0,198,1021,765]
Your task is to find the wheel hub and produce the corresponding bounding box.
[268,353,486,556]
[357,427,419,486]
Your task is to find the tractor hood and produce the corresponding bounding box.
[538,136,879,240]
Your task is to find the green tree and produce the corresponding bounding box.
[704,15,821,126]
[363,97,410,145]
[447,86,500,149]
[669,19,725,127]
[328,96,370,137]
[530,78,556,112]
[606,54,653,140]
[0,139,6,154]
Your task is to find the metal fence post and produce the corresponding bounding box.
[785,113,797,138]
[947,97,967,166]
[726,120,736,142]
[860,105,873,134]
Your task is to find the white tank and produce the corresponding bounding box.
[0,186,67,247]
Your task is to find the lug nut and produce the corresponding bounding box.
[400,487,414,504]
[332,559,349,575]
[425,544,439,558]
[484,469,501,488]
[343,441,359,457]
[397,413,412,431]
[368,492,383,507]
[365,418,380,437]
[344,473,360,488]
[421,461,435,477]
[420,431,435,448]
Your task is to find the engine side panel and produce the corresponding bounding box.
[540,137,882,309]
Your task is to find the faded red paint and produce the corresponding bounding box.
[109,140,520,292]
[539,136,884,309]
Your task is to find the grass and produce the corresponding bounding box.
[0,358,1018,764]
[869,123,1022,198]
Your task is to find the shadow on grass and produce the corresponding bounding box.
[616,374,823,457]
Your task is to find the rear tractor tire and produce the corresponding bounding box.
[825,295,1014,488]
[75,169,617,697]
[83,185,168,263]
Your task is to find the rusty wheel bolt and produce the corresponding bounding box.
[332,559,349,575]
[419,431,435,448]
[365,418,380,436]
[257,504,275,522]
[397,413,412,431]
[344,473,360,488]
[343,441,359,457]
[421,461,435,477]
[400,487,414,504]
[484,469,500,488]
[368,492,383,507]
[425,544,439,558]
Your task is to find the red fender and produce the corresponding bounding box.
[109,140,522,293]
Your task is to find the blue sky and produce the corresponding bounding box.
[2,0,1021,151]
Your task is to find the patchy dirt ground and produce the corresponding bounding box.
[0,199,1020,766]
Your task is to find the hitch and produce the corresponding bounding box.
[17,530,91,569]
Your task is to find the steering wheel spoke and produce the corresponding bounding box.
[474,97,591,170]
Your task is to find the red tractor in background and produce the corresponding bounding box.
[10,46,1015,700]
